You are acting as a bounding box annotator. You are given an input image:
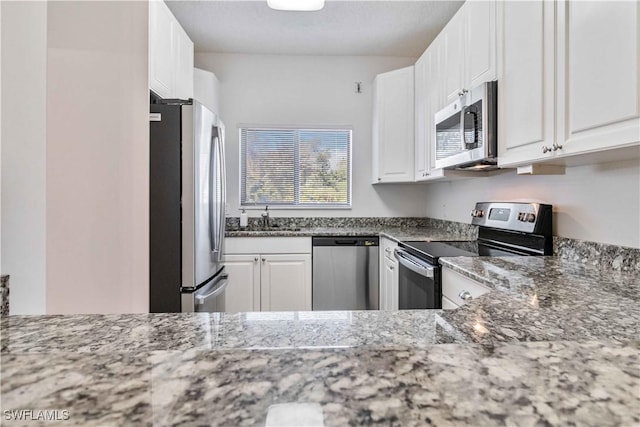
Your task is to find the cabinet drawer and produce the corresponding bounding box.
[442,295,459,310]
[441,267,490,306]
[381,237,398,261]
[224,237,311,255]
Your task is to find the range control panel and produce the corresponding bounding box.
[470,202,552,235]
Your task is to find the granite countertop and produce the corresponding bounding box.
[3,257,640,425]
[226,225,475,242]
[437,256,640,346]
[2,239,640,424]
[2,338,638,426]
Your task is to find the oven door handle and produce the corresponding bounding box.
[394,249,435,278]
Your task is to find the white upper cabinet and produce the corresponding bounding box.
[497,0,557,167]
[466,0,497,88]
[149,0,174,99]
[442,9,467,104]
[555,0,639,157]
[414,52,429,180]
[498,0,639,168]
[442,1,497,106]
[372,66,415,184]
[174,24,194,100]
[149,0,194,100]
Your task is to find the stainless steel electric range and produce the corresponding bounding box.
[395,202,553,309]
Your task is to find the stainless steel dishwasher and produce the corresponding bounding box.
[312,236,379,310]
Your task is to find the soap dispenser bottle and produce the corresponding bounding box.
[240,209,248,228]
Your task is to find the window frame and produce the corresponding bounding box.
[238,124,353,209]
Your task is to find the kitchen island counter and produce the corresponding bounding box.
[2,337,637,426]
[2,256,639,425]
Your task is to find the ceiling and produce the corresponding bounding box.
[165,0,464,57]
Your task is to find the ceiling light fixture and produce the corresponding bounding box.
[267,0,325,12]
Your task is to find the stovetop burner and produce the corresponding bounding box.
[400,240,531,264]
[400,202,553,265]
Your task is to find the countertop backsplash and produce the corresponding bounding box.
[553,236,640,272]
[226,216,639,272]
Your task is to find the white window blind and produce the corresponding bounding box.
[240,127,351,207]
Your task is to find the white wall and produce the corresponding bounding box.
[45,1,149,314]
[1,1,48,314]
[424,159,640,248]
[195,53,429,218]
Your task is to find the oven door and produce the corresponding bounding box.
[394,249,441,309]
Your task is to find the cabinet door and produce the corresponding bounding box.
[442,9,466,103]
[149,0,175,98]
[414,52,429,181]
[372,66,415,183]
[174,24,194,100]
[556,0,639,156]
[379,238,398,310]
[223,255,260,312]
[261,254,312,312]
[497,0,557,167]
[466,0,497,88]
[383,256,398,311]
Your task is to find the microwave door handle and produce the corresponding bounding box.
[460,104,468,151]
[464,106,479,149]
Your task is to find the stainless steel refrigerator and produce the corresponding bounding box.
[150,99,228,312]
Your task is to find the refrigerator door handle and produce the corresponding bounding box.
[209,132,218,255]
[195,274,229,306]
[216,127,226,259]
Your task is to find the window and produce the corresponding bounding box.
[240,127,351,207]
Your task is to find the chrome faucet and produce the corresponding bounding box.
[261,205,270,228]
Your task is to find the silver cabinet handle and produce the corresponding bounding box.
[390,266,394,270]
[385,247,392,253]
[552,143,563,151]
[542,146,551,153]
[457,89,468,97]
[458,290,472,301]
[261,257,266,263]
[254,257,259,262]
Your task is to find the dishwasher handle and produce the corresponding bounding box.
[312,236,379,247]
[394,249,435,278]
[334,239,357,245]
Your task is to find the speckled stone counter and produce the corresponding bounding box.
[0,310,454,354]
[3,239,640,424]
[1,275,9,316]
[438,256,640,346]
[225,216,478,241]
[2,339,638,426]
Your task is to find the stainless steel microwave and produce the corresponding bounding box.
[434,81,498,170]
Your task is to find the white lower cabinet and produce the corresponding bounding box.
[260,254,312,312]
[441,267,490,309]
[379,237,398,310]
[223,255,261,312]
[223,237,312,312]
